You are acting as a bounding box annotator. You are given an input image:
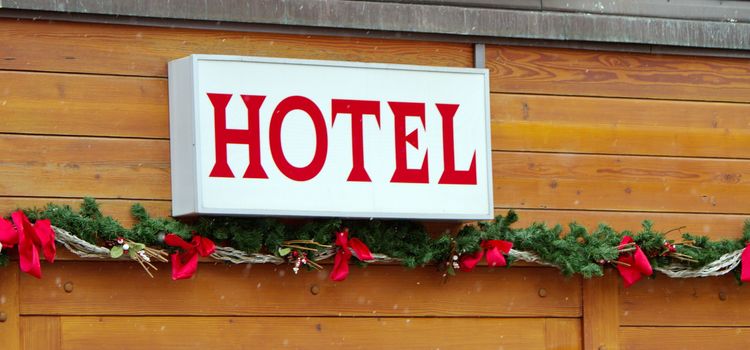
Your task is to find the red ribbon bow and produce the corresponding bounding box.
[741,243,750,283]
[330,228,373,282]
[0,211,56,279]
[164,233,215,280]
[616,236,653,288]
[459,239,513,271]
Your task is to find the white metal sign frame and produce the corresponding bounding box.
[169,54,492,220]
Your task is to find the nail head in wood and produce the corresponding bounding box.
[0,312,7,322]
[719,291,727,301]
[310,284,320,295]
[64,282,74,293]
[538,288,547,297]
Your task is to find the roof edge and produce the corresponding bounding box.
[0,0,748,51]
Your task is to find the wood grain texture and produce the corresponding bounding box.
[0,268,20,350]
[493,151,750,214]
[492,120,750,159]
[545,318,582,350]
[486,46,750,102]
[20,316,61,350]
[9,135,750,217]
[0,197,455,239]
[621,274,750,327]
[19,262,581,317]
[7,72,750,161]
[0,140,746,238]
[0,19,472,78]
[0,197,171,228]
[508,209,748,240]
[0,71,168,139]
[7,71,750,160]
[620,327,750,350]
[492,94,750,129]
[583,271,619,350]
[58,316,550,350]
[0,134,170,200]
[491,93,750,159]
[20,316,62,350]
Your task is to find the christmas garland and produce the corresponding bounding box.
[2,198,750,287]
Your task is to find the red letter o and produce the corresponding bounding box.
[269,96,328,181]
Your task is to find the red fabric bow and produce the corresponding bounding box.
[330,228,373,281]
[616,236,653,288]
[0,211,56,278]
[460,240,513,271]
[164,233,215,280]
[741,244,750,283]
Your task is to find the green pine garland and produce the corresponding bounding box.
[4,198,750,280]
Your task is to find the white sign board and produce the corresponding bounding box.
[168,55,492,219]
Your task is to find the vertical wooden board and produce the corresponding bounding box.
[0,19,473,77]
[583,271,619,350]
[0,135,170,200]
[507,209,748,240]
[620,327,750,350]
[20,316,60,350]
[485,46,750,103]
[0,72,168,138]
[0,198,171,228]
[545,318,582,350]
[621,274,750,326]
[492,152,750,214]
[0,268,20,350]
[20,262,581,317]
[60,316,548,350]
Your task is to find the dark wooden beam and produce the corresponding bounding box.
[0,0,748,50]
[370,0,750,23]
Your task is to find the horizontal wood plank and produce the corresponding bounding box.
[508,209,748,240]
[8,135,750,220]
[19,262,581,317]
[0,197,456,238]
[494,152,750,214]
[620,326,750,350]
[0,197,171,228]
[56,316,550,350]
[493,120,750,159]
[0,71,168,139]
[621,274,750,327]
[7,72,750,161]
[0,134,170,200]
[486,46,750,103]
[492,94,750,129]
[491,94,750,158]
[0,19,472,78]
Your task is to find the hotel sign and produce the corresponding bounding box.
[168,55,492,219]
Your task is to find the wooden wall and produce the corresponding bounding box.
[0,18,748,349]
[486,45,750,349]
